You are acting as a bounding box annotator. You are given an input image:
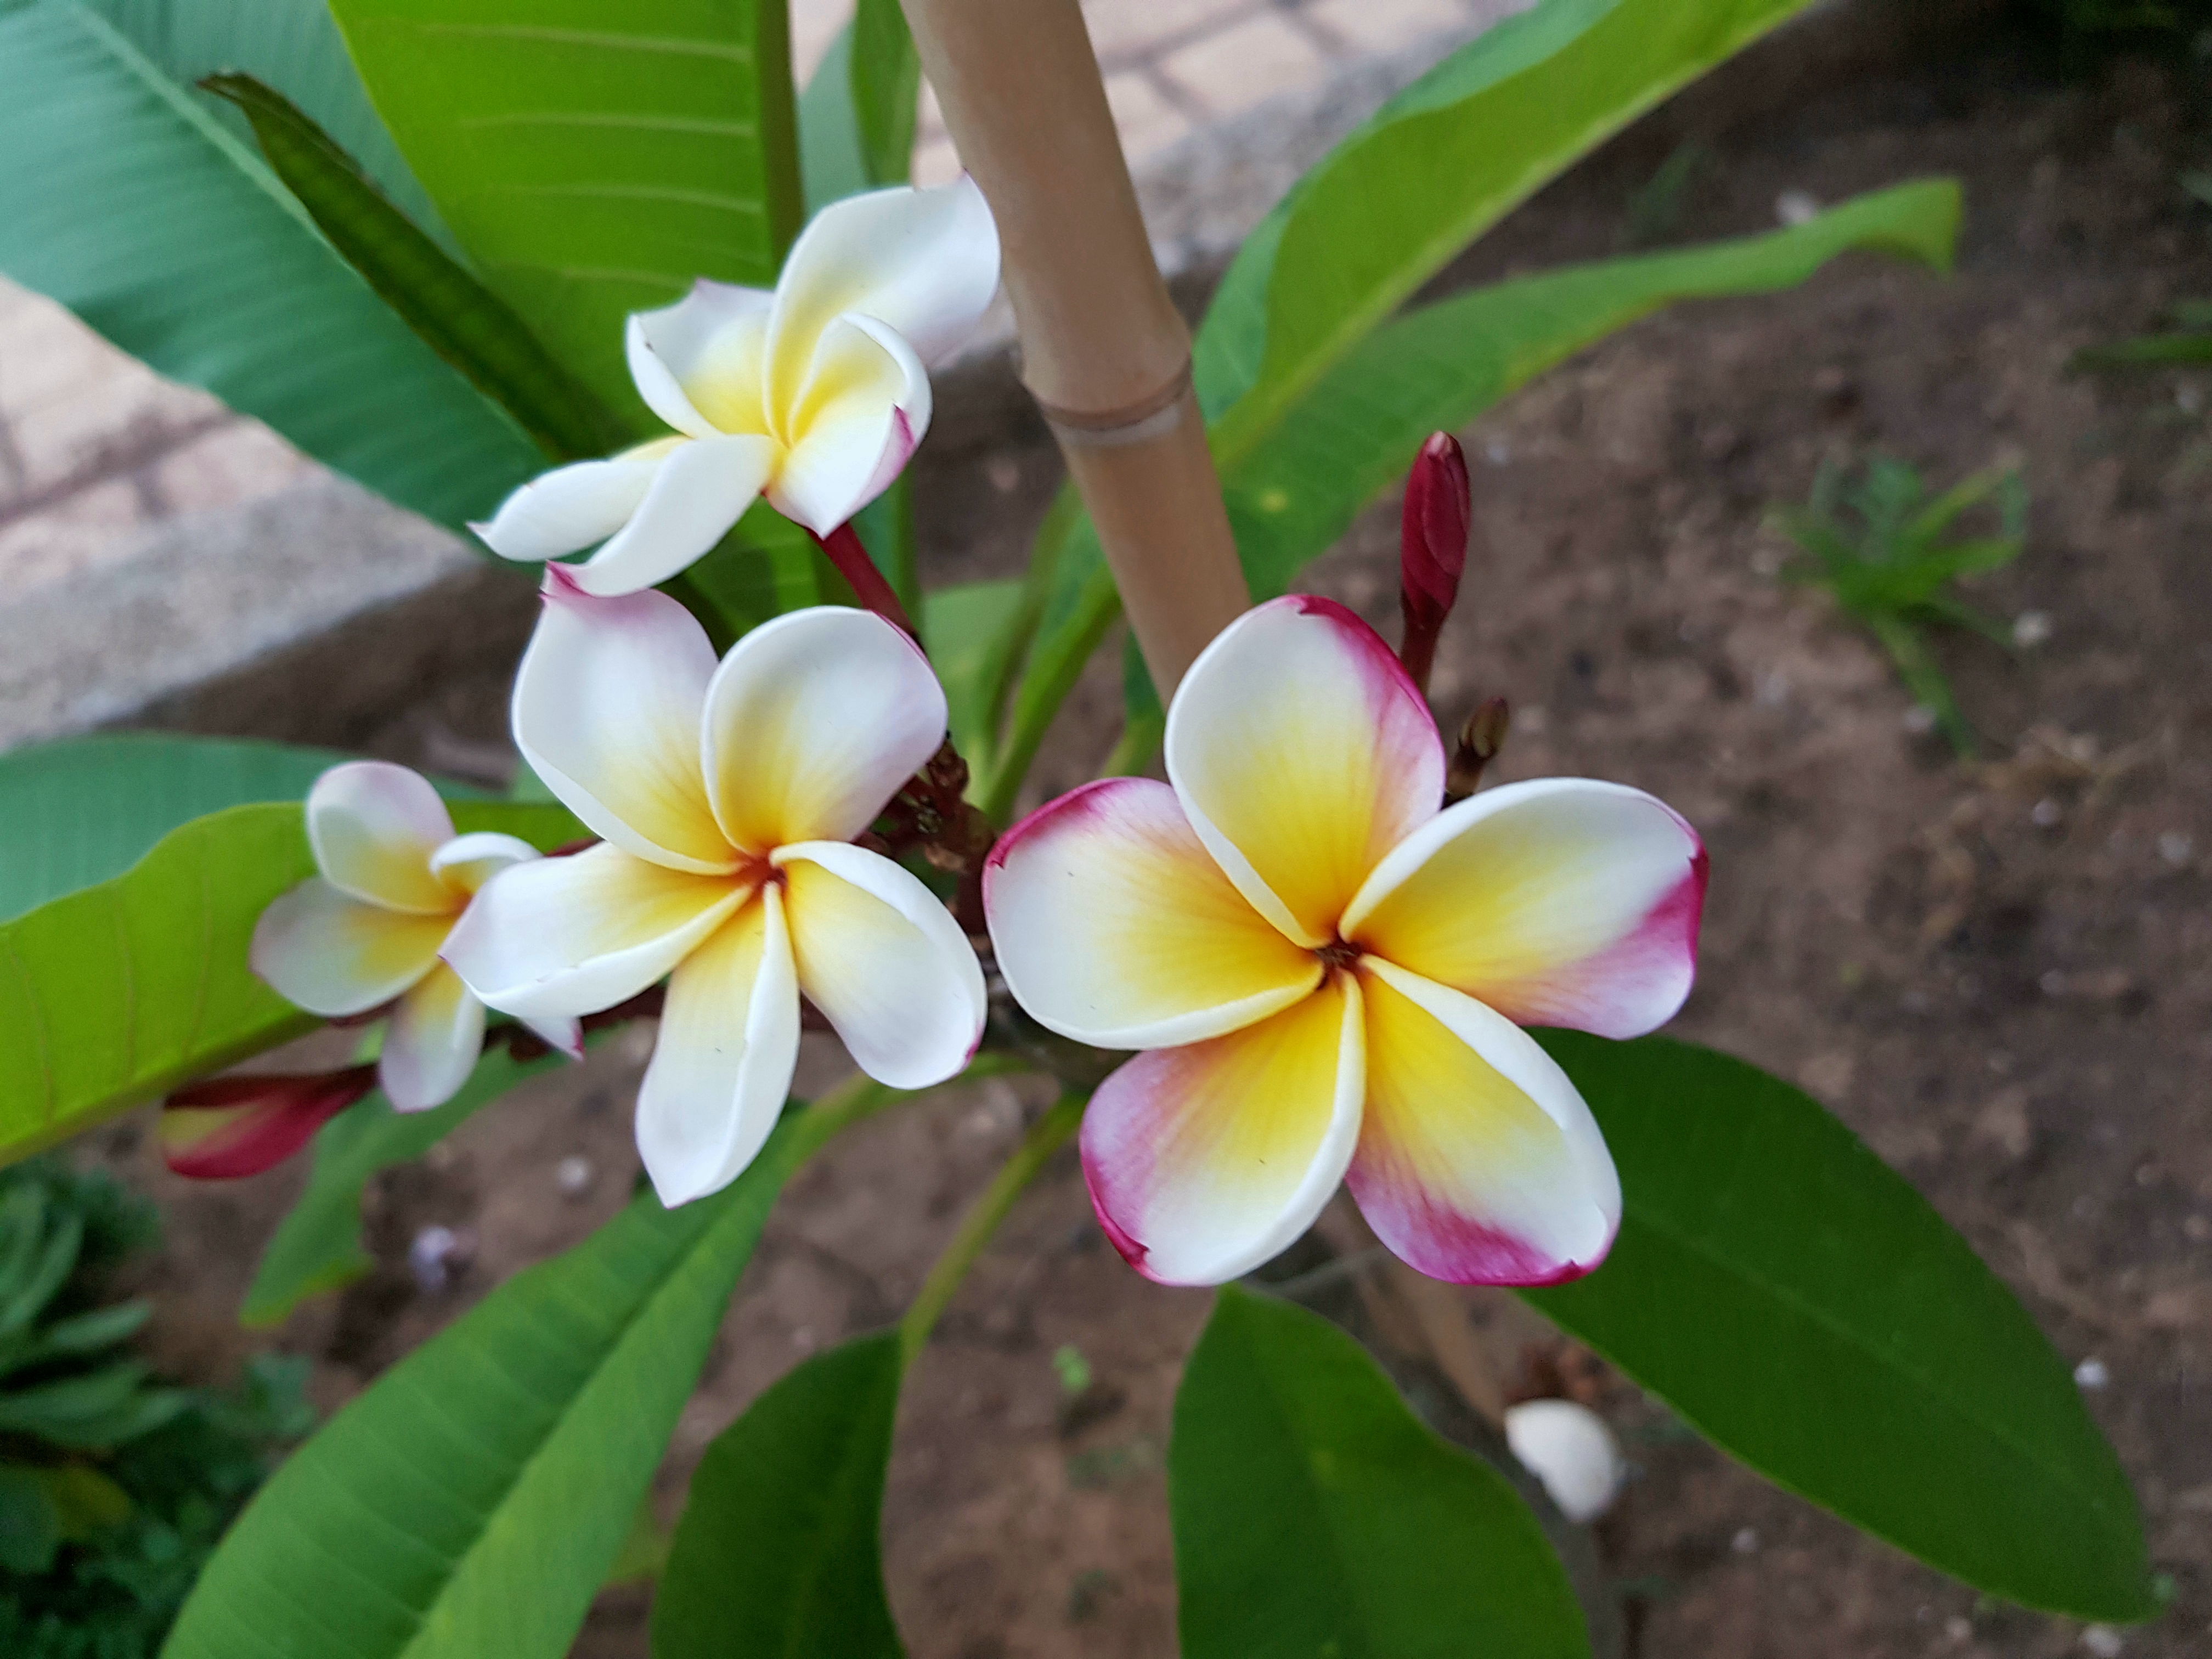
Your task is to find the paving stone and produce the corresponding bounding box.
[1105,70,1197,163]
[1081,0,1257,64]
[1157,10,1333,122]
[1302,0,1481,58]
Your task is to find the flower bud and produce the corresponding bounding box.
[1444,696,1511,802]
[161,1065,377,1180]
[1398,431,1472,693]
[1504,1397,1624,1523]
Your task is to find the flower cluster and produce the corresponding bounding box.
[177,177,1706,1293]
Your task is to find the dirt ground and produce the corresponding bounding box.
[78,26,2211,1659]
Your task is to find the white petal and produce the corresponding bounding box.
[251,878,447,1017]
[511,572,736,874]
[566,433,777,597]
[983,778,1320,1049]
[521,1013,585,1060]
[701,606,945,852]
[439,844,752,1022]
[380,962,486,1111]
[1080,974,1365,1286]
[306,761,455,915]
[629,279,775,437]
[765,175,1000,415]
[1165,595,1446,948]
[1346,957,1618,1285]
[773,841,984,1089]
[428,832,541,901]
[469,441,679,563]
[635,887,799,1206]
[1342,777,1706,1041]
[764,314,926,534]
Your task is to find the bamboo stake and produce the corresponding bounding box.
[899,0,1250,698]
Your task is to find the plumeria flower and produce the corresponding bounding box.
[472,177,1000,596]
[441,573,987,1206]
[248,763,578,1120]
[984,596,1706,1288]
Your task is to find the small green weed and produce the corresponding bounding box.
[0,1160,312,1659]
[1767,456,2028,757]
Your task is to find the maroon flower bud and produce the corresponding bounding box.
[160,1065,377,1180]
[1398,432,1472,695]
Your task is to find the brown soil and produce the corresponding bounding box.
[81,29,2211,1659]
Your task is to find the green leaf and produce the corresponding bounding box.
[799,23,871,212]
[2073,330,2212,366]
[0,1,544,533]
[201,72,628,462]
[329,0,806,429]
[652,1331,906,1659]
[1201,0,1819,440]
[0,736,347,924]
[0,1465,61,1575]
[678,502,834,651]
[240,1047,567,1329]
[849,0,920,189]
[922,580,1028,764]
[1525,1032,2153,1620]
[0,798,581,1165]
[164,1094,873,1659]
[1171,1285,1588,1659]
[0,1363,186,1448]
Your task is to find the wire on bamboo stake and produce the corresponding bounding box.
[899,0,1250,699]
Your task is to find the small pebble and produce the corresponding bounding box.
[1503,1400,1624,1524]
[1903,704,1939,736]
[1946,1615,1973,1641]
[2040,969,2069,997]
[2012,610,2053,648]
[408,1224,476,1293]
[1485,440,1511,466]
[2083,1624,2125,1657]
[985,456,1021,494]
[2157,831,2194,867]
[1754,670,1790,708]
[2177,382,2205,416]
[1731,1526,1760,1554]
[2074,1357,2111,1390]
[556,1154,593,1196]
[1775,188,1820,225]
[2183,1215,2211,1242]
[2031,798,2063,828]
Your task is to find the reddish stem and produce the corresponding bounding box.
[813,523,921,646]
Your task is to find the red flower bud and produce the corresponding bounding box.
[1398,432,1472,693]
[161,1065,377,1180]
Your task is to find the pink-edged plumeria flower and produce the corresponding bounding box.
[441,574,987,1206]
[250,763,579,1114]
[984,596,1706,1288]
[472,178,1000,596]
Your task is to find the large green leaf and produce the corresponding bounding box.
[922,580,1026,764]
[651,1331,905,1659]
[983,182,1958,814]
[1198,0,1816,438]
[204,72,628,463]
[0,798,580,1166]
[0,2,544,533]
[798,0,920,210]
[0,736,347,924]
[239,1047,565,1329]
[163,1092,876,1659]
[1171,1285,1588,1659]
[329,0,806,427]
[49,0,452,247]
[1526,1034,2153,1621]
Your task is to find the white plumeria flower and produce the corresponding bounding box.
[252,763,579,1111]
[441,573,988,1206]
[472,177,1000,597]
[984,596,1707,1288]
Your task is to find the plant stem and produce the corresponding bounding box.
[1098,710,1164,780]
[813,522,921,643]
[899,1091,1086,1364]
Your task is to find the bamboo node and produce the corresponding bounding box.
[1035,359,1193,449]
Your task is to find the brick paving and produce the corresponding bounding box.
[0,0,1504,608]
